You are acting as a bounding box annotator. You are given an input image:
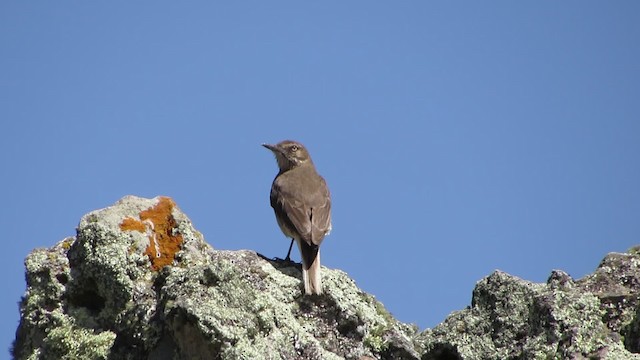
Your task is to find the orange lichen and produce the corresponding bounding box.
[119,196,184,271]
[120,217,146,232]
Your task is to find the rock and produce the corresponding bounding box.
[12,195,640,359]
[416,255,640,360]
[12,196,418,360]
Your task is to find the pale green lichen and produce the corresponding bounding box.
[160,253,369,359]
[364,324,389,353]
[42,325,115,360]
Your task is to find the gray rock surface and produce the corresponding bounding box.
[12,195,640,359]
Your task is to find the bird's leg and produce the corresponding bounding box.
[284,238,295,262]
[273,239,296,265]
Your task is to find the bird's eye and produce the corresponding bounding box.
[290,145,299,152]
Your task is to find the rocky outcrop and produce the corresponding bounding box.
[13,196,418,360]
[417,260,640,359]
[12,196,640,359]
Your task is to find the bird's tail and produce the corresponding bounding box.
[300,242,322,295]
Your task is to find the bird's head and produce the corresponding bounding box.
[262,140,312,171]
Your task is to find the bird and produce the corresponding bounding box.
[262,140,332,295]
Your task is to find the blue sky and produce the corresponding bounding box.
[2,2,640,354]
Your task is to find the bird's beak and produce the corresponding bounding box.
[262,143,280,153]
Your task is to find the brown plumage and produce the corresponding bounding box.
[262,140,332,295]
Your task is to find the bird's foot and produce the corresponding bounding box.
[273,256,296,265]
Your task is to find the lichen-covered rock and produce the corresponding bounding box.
[13,195,640,359]
[13,196,419,360]
[416,253,640,360]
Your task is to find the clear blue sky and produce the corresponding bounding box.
[2,2,639,354]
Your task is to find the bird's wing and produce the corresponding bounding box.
[309,178,331,246]
[270,182,313,243]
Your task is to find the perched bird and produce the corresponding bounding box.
[262,140,332,295]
